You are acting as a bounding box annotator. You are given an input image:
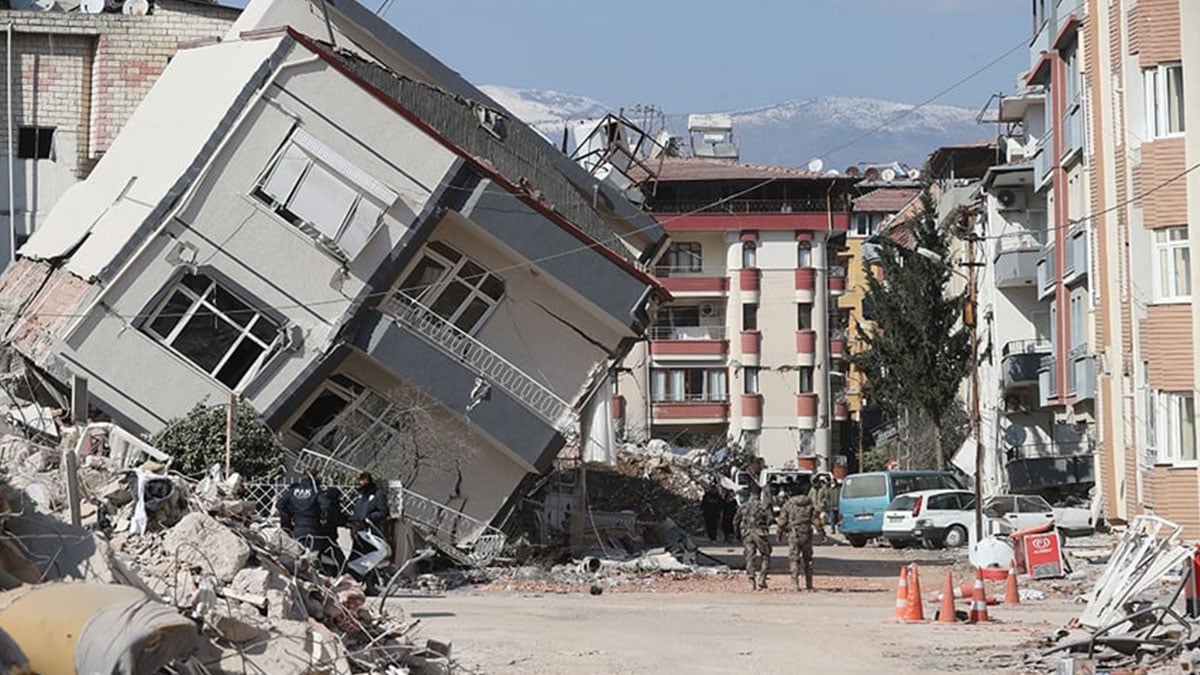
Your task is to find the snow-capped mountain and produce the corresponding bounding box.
[480,85,988,168]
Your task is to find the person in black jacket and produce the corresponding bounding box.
[276,471,346,572]
[350,472,390,556]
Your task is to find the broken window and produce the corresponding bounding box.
[255,129,398,262]
[655,242,703,275]
[298,374,415,467]
[396,241,505,334]
[145,273,281,390]
[17,126,54,160]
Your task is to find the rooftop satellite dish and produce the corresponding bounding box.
[825,169,839,176]
[844,166,861,177]
[81,0,104,13]
[907,168,921,180]
[864,167,881,181]
[881,168,897,182]
[807,158,824,173]
[122,0,148,15]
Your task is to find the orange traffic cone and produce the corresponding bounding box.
[905,563,925,622]
[938,569,957,623]
[893,565,909,621]
[967,570,990,623]
[1004,562,1020,605]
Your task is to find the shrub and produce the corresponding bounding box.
[152,401,283,478]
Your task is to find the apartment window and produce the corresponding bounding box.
[1154,227,1191,300]
[397,241,505,334]
[1154,392,1196,464]
[146,273,281,390]
[743,367,759,395]
[797,304,813,330]
[1069,289,1085,349]
[797,241,812,268]
[17,126,54,160]
[742,241,757,268]
[798,366,815,394]
[1144,63,1185,138]
[255,129,398,261]
[651,368,727,402]
[1143,364,1156,459]
[301,376,413,466]
[852,213,881,238]
[743,303,759,331]
[655,242,702,275]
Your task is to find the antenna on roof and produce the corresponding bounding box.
[881,168,897,182]
[807,158,824,173]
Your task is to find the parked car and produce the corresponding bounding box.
[837,471,966,547]
[882,489,975,548]
[897,493,1096,549]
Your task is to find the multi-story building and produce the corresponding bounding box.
[615,155,856,470]
[0,0,240,266]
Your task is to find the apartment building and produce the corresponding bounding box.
[0,0,240,267]
[615,155,856,470]
[0,0,669,534]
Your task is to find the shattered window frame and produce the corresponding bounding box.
[303,376,413,466]
[395,240,505,335]
[144,273,282,391]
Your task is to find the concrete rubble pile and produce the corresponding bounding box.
[0,432,457,674]
[584,440,716,535]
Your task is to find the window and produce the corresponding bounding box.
[17,126,54,160]
[743,367,759,394]
[300,375,415,467]
[841,474,886,499]
[1069,289,1085,349]
[1144,63,1185,138]
[1154,227,1191,300]
[852,213,881,238]
[742,303,758,331]
[742,241,757,268]
[1143,363,1157,458]
[797,241,812,268]
[655,242,702,275]
[397,241,505,334]
[797,304,813,331]
[798,366,814,393]
[651,368,727,402]
[1154,392,1196,464]
[255,129,398,261]
[146,273,281,390]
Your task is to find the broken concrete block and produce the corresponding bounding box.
[161,512,249,582]
[207,610,268,645]
[231,567,270,596]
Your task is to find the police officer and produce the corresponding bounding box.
[276,470,344,571]
[734,483,773,591]
[777,491,816,592]
[351,472,390,556]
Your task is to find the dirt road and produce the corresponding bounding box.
[392,542,1081,674]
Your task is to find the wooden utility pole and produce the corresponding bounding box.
[225,392,237,477]
[963,209,984,542]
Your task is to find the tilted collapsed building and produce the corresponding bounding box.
[0,0,670,532]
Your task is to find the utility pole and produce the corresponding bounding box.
[962,208,984,542]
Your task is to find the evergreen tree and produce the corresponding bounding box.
[849,185,971,469]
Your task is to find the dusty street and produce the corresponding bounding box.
[393,541,1081,674]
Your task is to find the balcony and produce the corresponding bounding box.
[1002,340,1051,392]
[795,267,816,303]
[833,399,849,422]
[1038,354,1057,407]
[1067,347,1096,402]
[828,266,847,296]
[796,329,816,367]
[379,293,574,433]
[1036,242,1056,300]
[994,231,1043,289]
[1062,225,1088,286]
[651,396,730,423]
[796,393,818,430]
[739,267,761,293]
[742,393,763,430]
[1007,449,1094,492]
[649,326,729,358]
[829,331,846,359]
[740,330,762,354]
[1061,101,1083,164]
[1033,129,1053,190]
[654,266,730,295]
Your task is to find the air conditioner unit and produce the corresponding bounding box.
[996,188,1026,211]
[699,303,716,317]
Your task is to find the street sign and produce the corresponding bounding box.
[1023,532,1064,579]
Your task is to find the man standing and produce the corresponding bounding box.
[734,484,773,591]
[720,489,738,543]
[777,491,816,591]
[700,487,722,541]
[351,472,391,556]
[809,476,830,543]
[827,478,841,535]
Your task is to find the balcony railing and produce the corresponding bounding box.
[1038,354,1057,405]
[994,231,1044,289]
[1002,339,1051,391]
[653,265,728,278]
[1033,128,1053,189]
[1061,101,1083,162]
[649,325,727,341]
[1036,242,1056,299]
[646,197,850,215]
[380,293,574,433]
[651,393,730,403]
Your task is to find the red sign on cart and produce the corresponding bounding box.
[1023,532,1064,579]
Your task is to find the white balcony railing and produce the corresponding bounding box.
[649,325,727,341]
[380,293,575,434]
[1033,128,1054,189]
[653,265,728,278]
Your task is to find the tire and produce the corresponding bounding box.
[847,535,868,548]
[922,537,939,549]
[888,539,909,550]
[943,525,968,549]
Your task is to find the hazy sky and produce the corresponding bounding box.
[386,0,1033,113]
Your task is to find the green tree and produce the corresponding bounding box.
[849,185,971,469]
[153,401,284,478]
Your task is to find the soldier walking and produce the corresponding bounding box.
[777,491,816,591]
[734,484,773,591]
[809,476,831,543]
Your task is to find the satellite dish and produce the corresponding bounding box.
[807,158,824,173]
[1003,424,1028,447]
[122,0,148,14]
[881,168,897,182]
[864,167,881,181]
[844,166,861,177]
[907,168,921,180]
[81,0,104,13]
[825,169,839,176]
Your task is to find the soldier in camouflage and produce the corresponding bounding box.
[734,484,773,591]
[776,492,816,591]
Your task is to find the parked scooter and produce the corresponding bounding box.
[319,528,393,594]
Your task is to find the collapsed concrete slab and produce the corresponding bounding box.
[162,512,251,583]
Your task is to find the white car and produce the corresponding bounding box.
[882,489,975,549]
